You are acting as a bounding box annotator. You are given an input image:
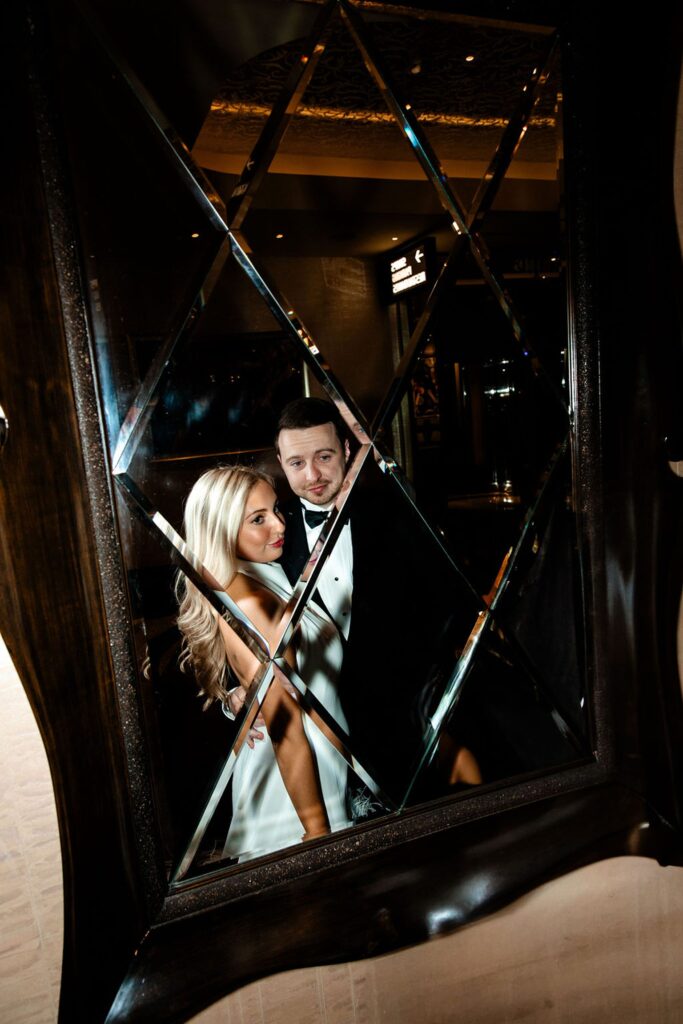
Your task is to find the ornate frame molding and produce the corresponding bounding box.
[1,2,681,1021]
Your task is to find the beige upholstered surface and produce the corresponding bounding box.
[2,632,683,1024]
[189,858,683,1024]
[0,637,62,1024]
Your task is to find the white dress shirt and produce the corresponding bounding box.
[300,496,353,640]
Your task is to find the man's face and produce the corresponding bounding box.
[277,422,350,507]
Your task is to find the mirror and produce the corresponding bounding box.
[59,0,591,885]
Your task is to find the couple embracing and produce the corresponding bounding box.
[177,398,412,860]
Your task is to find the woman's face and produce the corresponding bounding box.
[236,480,286,563]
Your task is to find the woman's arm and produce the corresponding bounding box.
[267,662,329,839]
[218,581,330,839]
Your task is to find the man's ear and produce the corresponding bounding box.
[276,451,282,465]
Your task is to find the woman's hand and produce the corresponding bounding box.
[273,663,300,701]
[227,685,266,748]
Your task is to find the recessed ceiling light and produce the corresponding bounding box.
[392,236,399,242]
[465,54,475,63]
[275,233,284,239]
[191,232,200,239]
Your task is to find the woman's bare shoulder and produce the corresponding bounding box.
[228,572,283,629]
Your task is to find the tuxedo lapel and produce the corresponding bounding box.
[278,499,341,628]
[278,499,309,586]
[278,491,370,616]
[347,493,371,615]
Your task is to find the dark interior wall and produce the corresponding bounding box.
[187,249,395,417]
[263,255,394,416]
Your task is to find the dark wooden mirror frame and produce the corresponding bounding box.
[1,1,682,1022]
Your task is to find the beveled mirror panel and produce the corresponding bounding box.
[58,0,590,886]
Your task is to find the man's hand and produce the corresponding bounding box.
[227,685,266,749]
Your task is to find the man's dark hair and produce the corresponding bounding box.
[275,397,347,451]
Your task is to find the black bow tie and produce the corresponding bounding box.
[303,508,329,528]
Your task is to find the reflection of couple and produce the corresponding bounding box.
[178,397,481,859]
[177,399,357,859]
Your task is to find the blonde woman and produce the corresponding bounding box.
[177,465,350,860]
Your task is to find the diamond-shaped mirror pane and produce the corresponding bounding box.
[409,616,585,806]
[172,696,389,876]
[57,8,227,452]
[364,12,554,182]
[198,11,455,425]
[193,25,320,177]
[129,256,305,482]
[296,453,485,804]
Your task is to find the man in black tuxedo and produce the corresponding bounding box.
[275,397,434,804]
[272,398,584,806]
[275,398,354,646]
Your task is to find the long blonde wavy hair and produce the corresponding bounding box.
[176,464,274,706]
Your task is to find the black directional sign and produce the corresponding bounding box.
[382,238,436,302]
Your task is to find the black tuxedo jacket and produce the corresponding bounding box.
[277,492,428,799]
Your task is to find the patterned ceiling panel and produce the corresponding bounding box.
[195,17,559,166]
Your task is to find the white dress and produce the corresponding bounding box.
[223,559,350,861]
